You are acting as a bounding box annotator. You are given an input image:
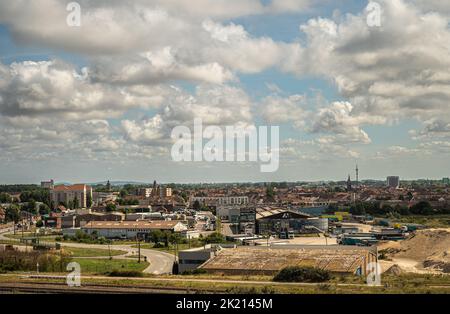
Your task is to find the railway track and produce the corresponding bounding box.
[0,281,218,294]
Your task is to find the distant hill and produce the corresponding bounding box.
[88,181,150,186]
[53,181,150,186]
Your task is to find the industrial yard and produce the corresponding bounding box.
[199,246,376,276]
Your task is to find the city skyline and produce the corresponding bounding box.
[1,0,450,183]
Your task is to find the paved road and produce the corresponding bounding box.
[0,228,174,274]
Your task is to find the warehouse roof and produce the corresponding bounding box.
[255,208,310,220]
[200,246,371,274]
[82,220,183,230]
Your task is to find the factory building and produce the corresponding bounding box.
[82,220,187,240]
[199,245,377,277]
[255,208,311,235]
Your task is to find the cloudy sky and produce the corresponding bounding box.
[0,0,450,184]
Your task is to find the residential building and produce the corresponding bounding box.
[191,196,249,206]
[0,206,5,222]
[50,184,93,209]
[161,187,173,198]
[138,188,153,198]
[387,176,400,189]
[92,192,117,205]
[41,180,54,189]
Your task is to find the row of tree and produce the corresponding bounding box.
[348,201,449,216]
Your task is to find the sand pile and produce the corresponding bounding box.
[387,229,450,273]
[384,264,404,276]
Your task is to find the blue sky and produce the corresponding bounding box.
[0,0,449,184]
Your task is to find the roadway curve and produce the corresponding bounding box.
[0,228,174,274]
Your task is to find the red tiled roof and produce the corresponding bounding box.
[53,184,89,191]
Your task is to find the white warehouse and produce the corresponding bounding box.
[82,220,187,239]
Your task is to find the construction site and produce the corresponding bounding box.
[378,228,450,274]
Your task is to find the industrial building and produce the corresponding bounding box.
[178,245,218,273]
[199,245,377,276]
[255,207,310,234]
[81,220,187,239]
[217,206,256,234]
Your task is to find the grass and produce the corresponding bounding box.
[62,247,126,258]
[4,233,59,242]
[0,272,448,294]
[131,243,204,254]
[71,258,149,275]
[391,215,450,228]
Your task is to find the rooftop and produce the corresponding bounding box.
[200,246,373,274]
[82,220,182,230]
[53,184,90,192]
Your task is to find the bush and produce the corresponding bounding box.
[107,270,143,277]
[273,266,331,283]
[0,251,71,273]
[181,269,207,275]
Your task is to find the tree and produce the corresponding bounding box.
[0,192,12,203]
[105,203,117,212]
[169,233,182,245]
[163,231,171,247]
[39,204,50,216]
[273,267,330,283]
[266,185,275,201]
[86,193,93,208]
[410,201,433,215]
[149,230,163,244]
[193,200,201,211]
[201,232,225,245]
[22,200,37,214]
[350,202,366,215]
[73,195,79,209]
[6,205,20,223]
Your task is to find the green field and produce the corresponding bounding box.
[132,243,203,254]
[71,258,149,274]
[0,272,448,294]
[63,247,126,257]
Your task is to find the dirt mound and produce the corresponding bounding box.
[387,229,450,273]
[423,251,450,273]
[384,264,404,276]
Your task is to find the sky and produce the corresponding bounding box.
[0,0,450,184]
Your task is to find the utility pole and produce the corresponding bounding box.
[60,245,63,272]
[137,237,141,264]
